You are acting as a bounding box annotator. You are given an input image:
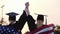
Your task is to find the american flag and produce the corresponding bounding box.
[26,24,54,34]
[0,26,20,34]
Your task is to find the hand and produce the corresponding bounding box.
[25,2,29,8]
[24,2,30,16]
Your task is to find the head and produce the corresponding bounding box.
[9,16,16,23]
[36,15,44,27]
[9,19,16,23]
[6,12,19,24]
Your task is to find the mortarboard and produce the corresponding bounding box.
[6,12,19,21]
[35,13,48,25]
[35,13,47,21]
[37,15,44,21]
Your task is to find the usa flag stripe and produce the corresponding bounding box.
[49,32,54,34]
[35,26,53,34]
[28,24,54,34]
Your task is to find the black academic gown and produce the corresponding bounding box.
[27,15,37,31]
[16,11,27,30]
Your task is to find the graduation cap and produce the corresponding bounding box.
[37,15,44,21]
[6,12,19,21]
[35,13,48,25]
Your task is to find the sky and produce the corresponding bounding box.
[0,0,60,34]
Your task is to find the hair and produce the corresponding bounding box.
[9,16,16,21]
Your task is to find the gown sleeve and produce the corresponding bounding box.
[27,15,37,31]
[17,10,27,30]
[12,10,27,31]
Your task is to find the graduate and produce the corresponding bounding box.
[6,10,27,34]
[25,2,54,34]
[0,12,20,34]
[27,15,54,34]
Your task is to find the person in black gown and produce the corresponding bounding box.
[6,10,27,34]
[25,2,54,34]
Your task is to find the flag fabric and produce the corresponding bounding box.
[28,24,54,34]
[0,26,20,34]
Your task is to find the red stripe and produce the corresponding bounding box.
[28,24,54,34]
[29,30,54,34]
[32,25,53,33]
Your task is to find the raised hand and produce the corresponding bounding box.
[24,2,30,16]
[25,2,29,8]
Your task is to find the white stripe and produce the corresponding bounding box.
[49,32,54,34]
[35,27,53,34]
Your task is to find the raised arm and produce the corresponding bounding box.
[17,10,27,30]
[25,2,37,31]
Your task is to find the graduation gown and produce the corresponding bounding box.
[28,24,54,34]
[27,15,37,31]
[15,10,27,30]
[27,15,54,34]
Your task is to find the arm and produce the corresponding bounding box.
[17,10,27,30]
[27,15,37,31]
[25,2,37,31]
[12,10,27,33]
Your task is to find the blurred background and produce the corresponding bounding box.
[0,0,60,34]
